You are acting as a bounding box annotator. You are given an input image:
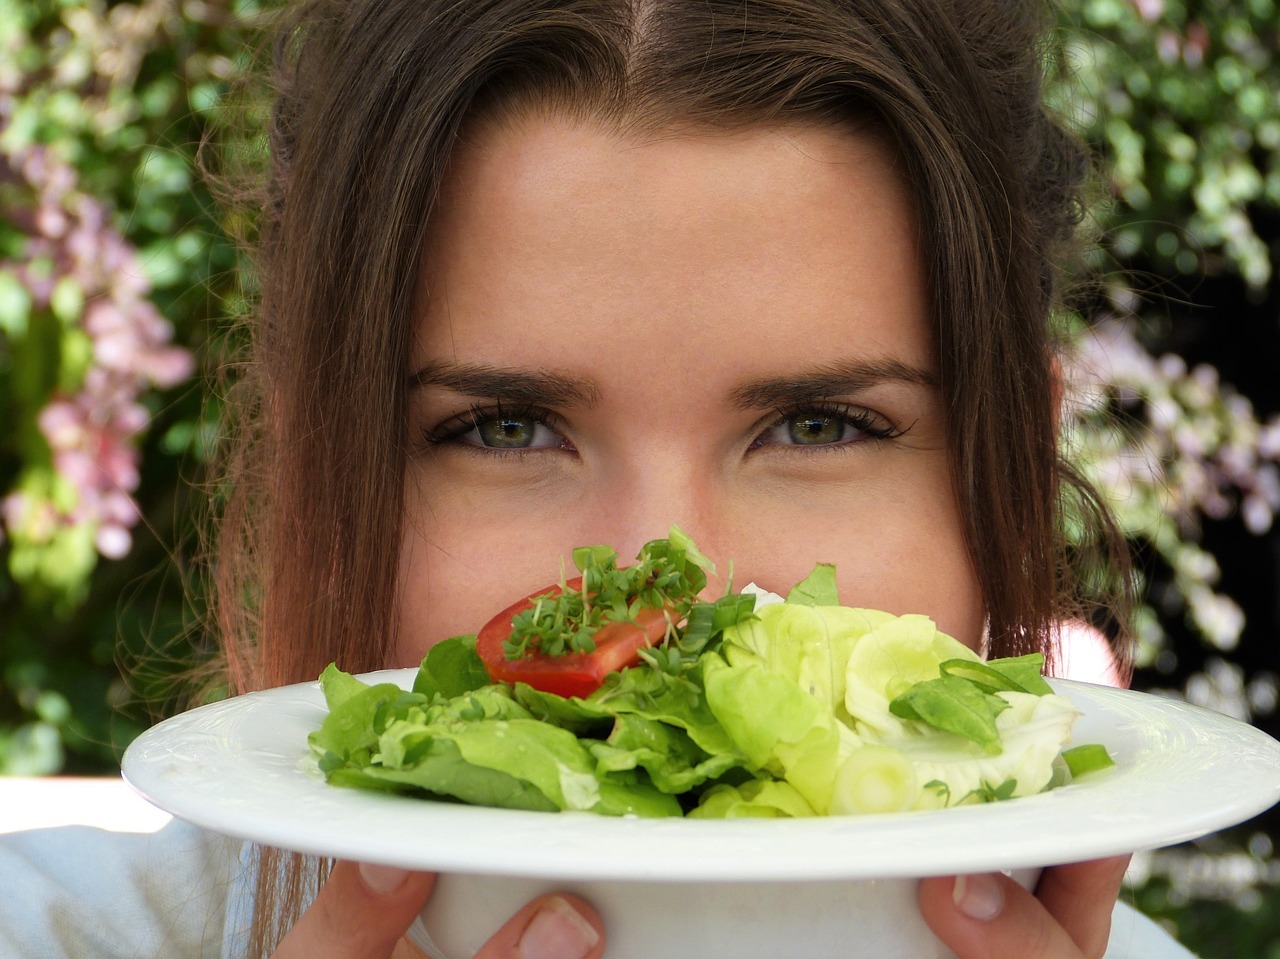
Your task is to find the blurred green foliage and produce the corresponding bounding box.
[0,0,1277,955]
[1060,5,1280,952]
[1053,0,1280,668]
[0,0,252,773]
[1065,0,1280,290]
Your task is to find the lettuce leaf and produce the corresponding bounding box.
[310,668,681,816]
[703,598,1089,814]
[310,555,1111,820]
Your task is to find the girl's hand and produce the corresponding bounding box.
[271,861,605,959]
[269,856,1123,959]
[918,856,1131,959]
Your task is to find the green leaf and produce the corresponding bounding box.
[984,654,1053,695]
[680,593,756,653]
[786,563,838,605]
[923,779,951,803]
[969,778,1019,802]
[667,523,715,575]
[412,634,490,698]
[703,654,845,813]
[138,240,183,288]
[939,654,1052,696]
[513,683,615,735]
[889,675,1007,754]
[49,277,84,325]
[137,145,192,195]
[347,735,561,812]
[587,658,740,759]
[57,329,93,392]
[0,269,33,338]
[383,714,679,816]
[590,714,739,794]
[317,663,371,711]
[572,544,616,574]
[309,668,414,760]
[938,659,1023,694]
[689,780,816,818]
[188,82,222,117]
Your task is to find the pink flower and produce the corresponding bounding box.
[1130,0,1164,22]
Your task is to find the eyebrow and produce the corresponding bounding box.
[729,359,939,411]
[409,362,602,407]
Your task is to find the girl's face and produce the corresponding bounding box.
[395,114,985,664]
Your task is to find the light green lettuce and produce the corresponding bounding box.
[687,779,817,818]
[696,569,1093,815]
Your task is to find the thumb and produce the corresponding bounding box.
[919,872,1080,959]
[918,857,1129,959]
[272,861,436,959]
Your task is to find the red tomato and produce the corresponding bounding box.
[476,576,672,698]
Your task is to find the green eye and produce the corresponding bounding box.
[478,416,541,448]
[423,406,570,453]
[750,404,904,451]
[787,414,846,445]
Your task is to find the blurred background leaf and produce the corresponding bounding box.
[0,0,254,772]
[1054,1,1280,952]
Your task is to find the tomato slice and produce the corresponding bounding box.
[476,576,672,698]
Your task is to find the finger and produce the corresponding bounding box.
[1034,856,1131,958]
[473,893,605,959]
[273,861,436,959]
[919,871,1085,959]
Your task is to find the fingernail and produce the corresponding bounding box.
[517,896,600,959]
[952,873,1003,921]
[358,862,409,895]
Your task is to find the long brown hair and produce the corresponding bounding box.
[211,0,1132,952]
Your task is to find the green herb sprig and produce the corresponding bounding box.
[501,527,730,661]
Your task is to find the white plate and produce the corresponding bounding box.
[122,671,1280,880]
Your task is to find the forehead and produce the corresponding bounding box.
[423,111,912,250]
[413,113,931,376]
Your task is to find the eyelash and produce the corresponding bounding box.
[421,401,907,454]
[422,403,569,452]
[749,401,908,451]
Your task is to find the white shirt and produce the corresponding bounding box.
[0,778,1198,959]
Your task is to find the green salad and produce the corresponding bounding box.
[309,530,1113,818]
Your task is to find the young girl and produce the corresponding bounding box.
[0,0,1199,957]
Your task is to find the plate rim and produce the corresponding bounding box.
[121,670,1280,880]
